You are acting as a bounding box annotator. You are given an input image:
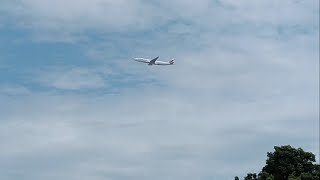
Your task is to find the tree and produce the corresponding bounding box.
[262,145,318,180]
[237,145,319,180]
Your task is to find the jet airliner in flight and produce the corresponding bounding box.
[134,56,175,65]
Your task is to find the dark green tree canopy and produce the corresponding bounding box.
[263,145,317,180]
[240,145,319,180]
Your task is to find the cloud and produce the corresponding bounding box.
[0,0,319,179]
[33,67,108,90]
[0,85,30,95]
[0,0,169,34]
[0,84,318,179]
[1,0,317,42]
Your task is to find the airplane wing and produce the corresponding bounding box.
[148,56,159,65]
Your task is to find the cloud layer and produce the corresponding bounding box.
[0,0,319,180]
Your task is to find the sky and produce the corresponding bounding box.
[0,0,319,179]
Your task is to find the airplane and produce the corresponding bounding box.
[133,56,175,65]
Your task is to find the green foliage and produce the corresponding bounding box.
[237,145,320,180]
[262,145,316,180]
[258,172,274,180]
[288,173,301,180]
[245,173,258,180]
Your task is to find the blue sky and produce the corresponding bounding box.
[0,0,319,179]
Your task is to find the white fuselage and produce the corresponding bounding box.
[134,58,174,65]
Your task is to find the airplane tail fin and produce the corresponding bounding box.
[169,58,175,64]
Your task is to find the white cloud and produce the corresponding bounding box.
[0,85,30,95]
[0,0,319,179]
[34,67,108,90]
[1,0,168,33]
[1,0,317,42]
[0,84,318,179]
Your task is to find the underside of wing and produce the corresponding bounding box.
[148,56,159,65]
